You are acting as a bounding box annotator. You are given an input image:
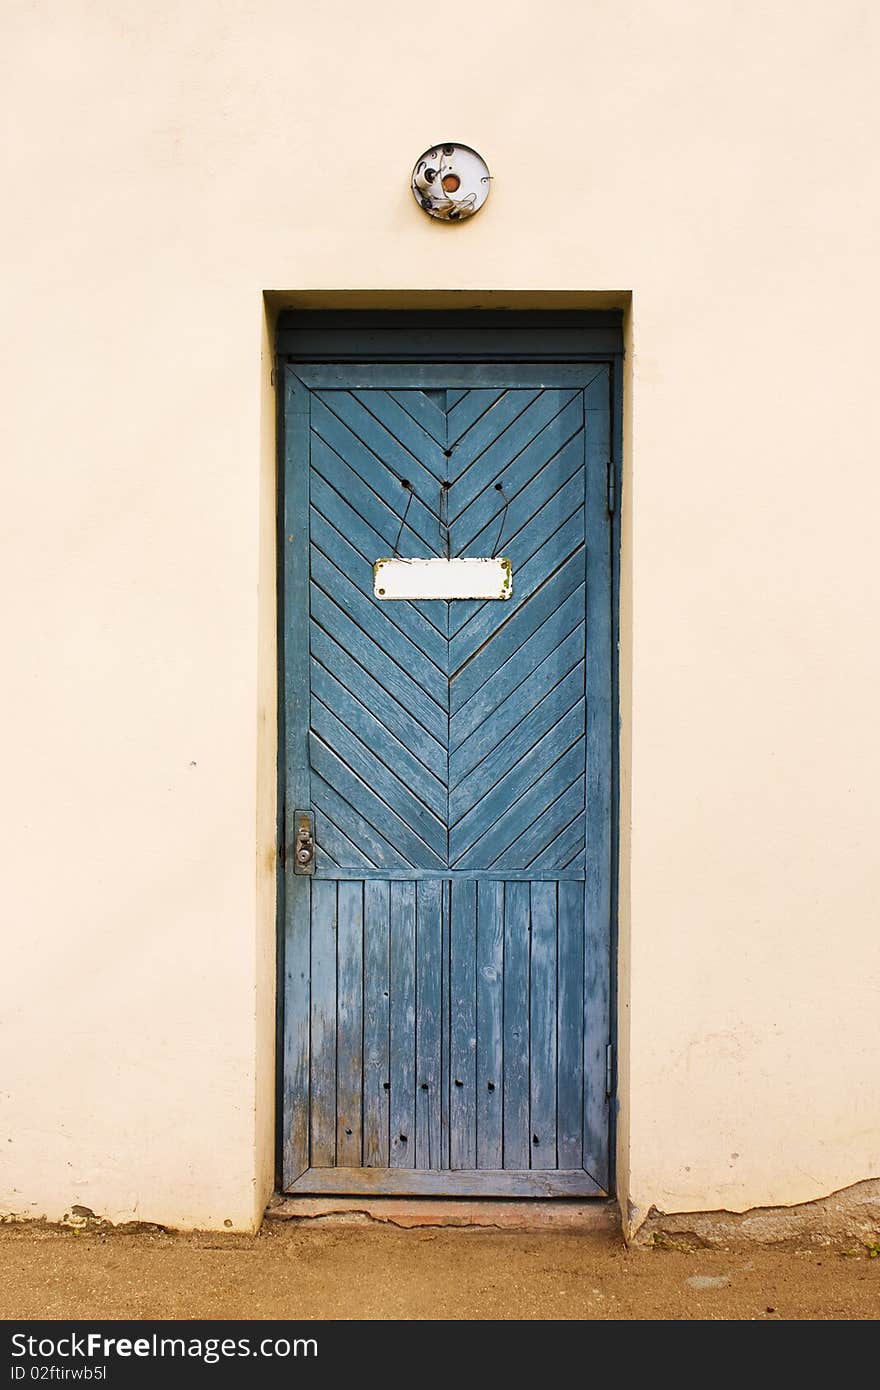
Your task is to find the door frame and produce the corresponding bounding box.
[275,310,624,1195]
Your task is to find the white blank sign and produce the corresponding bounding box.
[373,557,513,601]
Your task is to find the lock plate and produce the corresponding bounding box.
[292,809,315,875]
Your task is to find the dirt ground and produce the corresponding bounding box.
[0,1220,878,1320]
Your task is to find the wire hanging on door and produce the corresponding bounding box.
[392,480,414,557]
[440,481,450,558]
[490,481,510,558]
[392,476,451,559]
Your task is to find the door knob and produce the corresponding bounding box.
[292,810,315,875]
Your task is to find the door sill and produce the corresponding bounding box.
[266,1193,619,1234]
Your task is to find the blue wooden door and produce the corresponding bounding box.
[282,357,614,1197]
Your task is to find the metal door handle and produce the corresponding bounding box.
[292,810,315,875]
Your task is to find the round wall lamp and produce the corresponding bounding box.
[411,144,490,221]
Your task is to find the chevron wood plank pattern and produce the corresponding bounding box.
[309,387,586,874]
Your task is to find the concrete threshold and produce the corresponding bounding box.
[266,1195,620,1234]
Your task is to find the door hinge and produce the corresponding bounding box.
[607,458,616,515]
[605,1042,614,1098]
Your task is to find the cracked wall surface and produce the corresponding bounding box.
[629,1178,880,1250]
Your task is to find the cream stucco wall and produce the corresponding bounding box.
[2,0,878,1232]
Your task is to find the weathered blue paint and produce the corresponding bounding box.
[558,880,586,1168]
[362,880,390,1168]
[308,878,336,1168]
[389,881,417,1169]
[502,881,530,1169]
[290,1168,605,1197]
[529,882,559,1165]
[415,880,443,1169]
[335,880,363,1166]
[280,372,311,1186]
[476,881,504,1169]
[280,325,619,1197]
[583,365,615,1190]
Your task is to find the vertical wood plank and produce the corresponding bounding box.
[450,879,477,1169]
[282,874,311,1186]
[389,881,416,1168]
[529,881,558,1169]
[583,368,613,1188]
[309,879,337,1167]
[416,880,443,1169]
[557,880,585,1168]
[336,880,363,1166]
[363,880,390,1167]
[502,880,530,1168]
[440,879,451,1169]
[476,880,504,1168]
